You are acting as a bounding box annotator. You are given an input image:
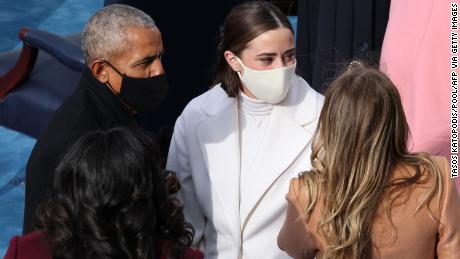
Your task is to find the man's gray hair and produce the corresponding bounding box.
[82,4,157,64]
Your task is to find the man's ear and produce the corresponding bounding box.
[224,51,241,72]
[90,59,109,84]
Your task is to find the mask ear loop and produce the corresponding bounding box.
[101,60,136,114]
[233,56,247,77]
[104,81,136,114]
[102,60,125,77]
[101,60,125,94]
[233,56,252,99]
[104,81,118,95]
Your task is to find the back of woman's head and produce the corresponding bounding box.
[301,62,443,259]
[318,62,408,175]
[214,0,293,96]
[37,127,192,259]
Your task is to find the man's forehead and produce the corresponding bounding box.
[125,26,161,43]
[120,27,163,59]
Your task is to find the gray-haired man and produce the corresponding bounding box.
[23,4,169,233]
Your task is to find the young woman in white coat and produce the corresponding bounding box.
[167,1,324,258]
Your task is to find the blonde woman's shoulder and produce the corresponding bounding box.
[427,155,455,192]
[286,174,311,212]
[287,176,302,202]
[427,156,460,257]
[429,155,449,169]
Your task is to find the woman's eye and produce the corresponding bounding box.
[286,53,295,60]
[260,58,273,64]
[283,54,295,63]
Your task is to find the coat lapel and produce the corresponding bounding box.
[195,86,242,240]
[241,107,312,222]
[241,76,324,225]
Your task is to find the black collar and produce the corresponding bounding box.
[79,67,137,127]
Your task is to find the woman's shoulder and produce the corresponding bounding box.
[427,155,460,207]
[286,176,309,212]
[392,155,456,218]
[156,239,203,259]
[293,75,324,102]
[179,84,235,119]
[403,155,450,185]
[4,232,51,259]
[430,155,449,170]
[393,155,449,179]
[286,173,325,219]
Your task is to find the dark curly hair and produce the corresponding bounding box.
[35,127,193,259]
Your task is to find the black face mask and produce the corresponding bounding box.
[104,61,169,113]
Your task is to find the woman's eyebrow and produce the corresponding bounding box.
[256,52,277,57]
[283,48,296,54]
[255,48,296,57]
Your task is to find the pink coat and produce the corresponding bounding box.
[379,0,459,188]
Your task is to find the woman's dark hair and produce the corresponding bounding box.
[36,127,193,259]
[214,0,294,97]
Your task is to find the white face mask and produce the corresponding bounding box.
[235,56,296,104]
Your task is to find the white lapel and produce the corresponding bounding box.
[241,107,311,220]
[195,86,242,240]
[241,76,324,225]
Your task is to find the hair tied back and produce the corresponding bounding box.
[347,60,363,71]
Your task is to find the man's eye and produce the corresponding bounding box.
[141,58,155,66]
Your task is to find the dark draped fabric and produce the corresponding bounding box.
[24,69,138,233]
[296,0,390,93]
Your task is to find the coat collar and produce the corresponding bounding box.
[80,67,136,127]
[200,76,323,128]
[199,84,236,116]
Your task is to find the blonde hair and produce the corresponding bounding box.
[300,62,444,258]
